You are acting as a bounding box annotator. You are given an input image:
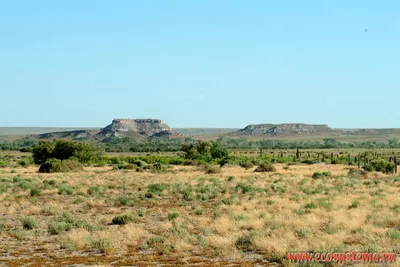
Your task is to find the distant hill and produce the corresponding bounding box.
[2,122,400,143]
[230,123,340,137]
[34,119,183,141]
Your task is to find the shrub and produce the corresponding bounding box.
[93,238,114,255]
[168,211,179,221]
[48,221,72,235]
[18,157,33,167]
[194,208,203,215]
[87,185,104,196]
[363,159,395,174]
[254,162,276,172]
[117,196,130,206]
[30,188,41,197]
[312,171,331,179]
[330,159,339,164]
[181,141,228,162]
[134,160,148,167]
[112,214,139,225]
[348,200,360,209]
[387,229,400,239]
[48,213,103,233]
[39,158,84,173]
[239,161,254,169]
[235,235,253,251]
[22,216,38,230]
[144,163,169,172]
[32,139,104,164]
[0,160,10,168]
[322,171,331,177]
[58,184,74,195]
[112,162,136,170]
[204,165,222,174]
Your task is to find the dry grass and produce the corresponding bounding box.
[0,163,399,266]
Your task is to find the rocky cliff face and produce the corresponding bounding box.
[37,119,183,141]
[98,119,174,138]
[232,123,339,137]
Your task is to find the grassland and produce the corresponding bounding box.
[1,153,400,266]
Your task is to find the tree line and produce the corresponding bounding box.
[2,136,400,152]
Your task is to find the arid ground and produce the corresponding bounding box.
[1,162,400,266]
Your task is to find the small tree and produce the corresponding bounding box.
[32,139,104,164]
[181,140,228,162]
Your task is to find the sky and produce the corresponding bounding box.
[0,0,399,128]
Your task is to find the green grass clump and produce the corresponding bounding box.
[145,183,169,198]
[168,211,179,221]
[235,235,253,251]
[93,238,114,255]
[387,229,400,239]
[112,214,139,225]
[348,200,360,209]
[30,188,41,197]
[194,208,204,215]
[58,184,73,195]
[87,185,104,196]
[312,171,331,179]
[22,216,38,230]
[48,213,103,234]
[48,221,73,235]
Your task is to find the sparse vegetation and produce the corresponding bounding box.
[1,150,400,265]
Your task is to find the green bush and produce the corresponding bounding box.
[330,159,340,164]
[143,162,169,172]
[49,213,103,233]
[32,139,104,164]
[363,159,395,174]
[112,214,139,225]
[22,216,38,230]
[0,160,10,168]
[312,171,331,179]
[254,162,276,172]
[235,235,254,251]
[58,184,74,195]
[93,238,114,255]
[112,162,136,170]
[48,221,73,235]
[168,211,179,221]
[18,157,33,167]
[30,188,41,197]
[39,158,84,173]
[181,141,228,162]
[239,160,254,169]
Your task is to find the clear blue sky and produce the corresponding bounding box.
[0,0,399,128]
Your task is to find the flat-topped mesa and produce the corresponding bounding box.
[99,118,175,138]
[233,123,338,137]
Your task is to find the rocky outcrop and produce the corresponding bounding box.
[98,119,175,138]
[231,123,340,137]
[36,119,183,141]
[38,130,100,140]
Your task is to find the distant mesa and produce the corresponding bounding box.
[230,123,340,137]
[37,118,183,141]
